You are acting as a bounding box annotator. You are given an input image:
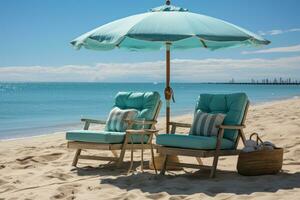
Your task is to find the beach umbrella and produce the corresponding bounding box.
[71,0,270,133]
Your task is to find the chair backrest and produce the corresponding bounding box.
[113,91,162,129]
[195,93,249,142]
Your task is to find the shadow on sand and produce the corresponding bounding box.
[74,164,300,196]
[73,160,149,176]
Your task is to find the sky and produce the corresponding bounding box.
[0,0,300,82]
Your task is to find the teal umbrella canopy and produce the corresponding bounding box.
[71,3,270,51]
[71,1,270,133]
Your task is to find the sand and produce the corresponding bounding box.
[1,98,300,200]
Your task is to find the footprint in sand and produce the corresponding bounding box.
[0,184,16,193]
[16,156,35,164]
[0,179,8,186]
[45,169,73,181]
[14,153,63,169]
[12,179,22,184]
[35,153,63,163]
[13,156,37,169]
[50,184,81,200]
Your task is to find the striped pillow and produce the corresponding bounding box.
[189,111,226,137]
[105,107,138,132]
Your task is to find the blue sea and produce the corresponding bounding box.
[1,82,300,140]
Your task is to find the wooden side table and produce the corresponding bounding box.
[125,129,159,174]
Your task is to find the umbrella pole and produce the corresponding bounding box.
[165,43,171,134]
[150,43,182,171]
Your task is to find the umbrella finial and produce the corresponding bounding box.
[166,0,171,5]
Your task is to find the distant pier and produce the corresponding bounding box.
[217,78,300,85]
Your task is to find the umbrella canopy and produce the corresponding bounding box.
[71,0,270,133]
[71,3,269,51]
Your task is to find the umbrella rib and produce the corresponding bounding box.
[200,39,208,48]
[115,36,127,48]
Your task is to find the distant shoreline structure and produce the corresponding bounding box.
[208,82,300,85]
[223,78,300,85]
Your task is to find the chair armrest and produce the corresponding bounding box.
[81,118,106,125]
[214,125,245,150]
[126,129,159,135]
[125,119,157,125]
[217,125,245,130]
[169,122,192,128]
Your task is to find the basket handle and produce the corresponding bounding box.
[250,132,264,146]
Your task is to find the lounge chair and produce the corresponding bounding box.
[66,91,162,168]
[156,93,249,178]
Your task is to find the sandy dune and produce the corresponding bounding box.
[1,98,300,200]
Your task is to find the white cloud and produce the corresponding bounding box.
[258,28,300,36]
[242,44,300,54]
[1,56,300,82]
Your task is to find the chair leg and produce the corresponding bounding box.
[127,138,134,174]
[210,154,219,178]
[160,155,169,175]
[117,134,130,167]
[150,142,157,174]
[72,149,81,167]
[196,157,203,165]
[210,128,224,178]
[117,147,126,167]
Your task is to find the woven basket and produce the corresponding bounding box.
[237,133,283,176]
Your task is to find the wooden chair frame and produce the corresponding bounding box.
[158,101,249,178]
[68,101,162,167]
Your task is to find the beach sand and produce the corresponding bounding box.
[1,98,300,200]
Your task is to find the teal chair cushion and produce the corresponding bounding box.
[195,93,248,141]
[114,91,160,129]
[66,130,148,144]
[156,134,235,150]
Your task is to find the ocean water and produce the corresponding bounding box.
[1,82,300,140]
